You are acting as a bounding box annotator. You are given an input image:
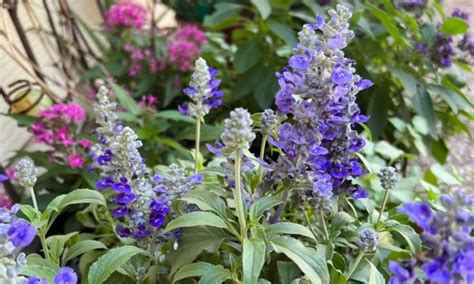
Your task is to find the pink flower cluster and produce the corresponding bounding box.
[31,103,90,169]
[138,95,158,113]
[104,0,148,31]
[167,26,207,71]
[123,43,166,77]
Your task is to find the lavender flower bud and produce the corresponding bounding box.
[357,227,379,252]
[221,108,256,152]
[14,159,37,189]
[180,57,223,118]
[259,109,277,136]
[377,167,400,190]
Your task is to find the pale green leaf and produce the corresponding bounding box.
[243,238,266,284]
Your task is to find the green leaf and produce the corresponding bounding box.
[413,86,437,138]
[253,65,279,109]
[251,0,272,19]
[234,41,262,74]
[174,262,214,282]
[4,114,38,127]
[64,240,107,264]
[351,259,385,284]
[374,141,404,160]
[111,83,141,116]
[165,212,228,232]
[243,238,266,284]
[20,204,39,222]
[198,265,232,284]
[155,110,196,123]
[430,164,461,185]
[181,189,227,217]
[367,4,404,45]
[46,232,78,263]
[204,3,244,27]
[266,222,316,240]
[22,254,59,282]
[249,196,282,222]
[177,123,224,141]
[267,19,296,47]
[440,17,468,35]
[168,227,226,276]
[390,224,422,254]
[88,246,146,284]
[271,236,329,284]
[58,188,106,210]
[277,261,301,284]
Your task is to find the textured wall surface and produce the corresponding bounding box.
[0,0,175,163]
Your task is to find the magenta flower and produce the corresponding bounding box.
[68,154,86,168]
[104,0,148,31]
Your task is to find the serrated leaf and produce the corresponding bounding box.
[64,240,107,264]
[271,236,329,284]
[165,212,228,232]
[266,222,316,240]
[88,246,146,284]
[243,238,266,284]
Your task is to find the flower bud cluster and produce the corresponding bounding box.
[357,227,379,252]
[221,108,256,152]
[259,109,278,136]
[377,166,400,190]
[14,159,37,189]
[178,58,223,118]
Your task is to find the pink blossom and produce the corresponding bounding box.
[6,168,16,182]
[173,26,207,45]
[149,59,166,73]
[123,42,135,53]
[104,1,148,31]
[79,139,92,148]
[128,63,141,77]
[131,49,144,61]
[167,40,201,71]
[138,95,158,112]
[64,103,86,123]
[68,154,86,168]
[0,188,13,208]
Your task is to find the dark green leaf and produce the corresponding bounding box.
[204,3,244,27]
[266,222,316,240]
[111,83,141,116]
[413,86,437,138]
[64,240,107,264]
[173,262,214,282]
[249,196,282,222]
[267,19,297,47]
[390,224,422,253]
[277,261,301,284]
[251,0,272,19]
[235,41,262,74]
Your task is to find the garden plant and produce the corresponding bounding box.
[0,1,473,284]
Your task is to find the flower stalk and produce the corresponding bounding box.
[233,150,247,238]
[194,116,202,173]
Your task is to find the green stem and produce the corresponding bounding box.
[320,209,330,242]
[194,117,202,174]
[39,233,50,260]
[258,135,267,182]
[377,189,390,223]
[346,251,365,279]
[233,150,247,238]
[304,210,318,241]
[28,186,38,211]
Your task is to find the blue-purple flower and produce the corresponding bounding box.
[272,5,372,205]
[179,57,223,118]
[53,267,78,284]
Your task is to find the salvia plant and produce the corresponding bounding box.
[1,4,473,284]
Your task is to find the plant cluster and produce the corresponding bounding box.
[0,1,472,284]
